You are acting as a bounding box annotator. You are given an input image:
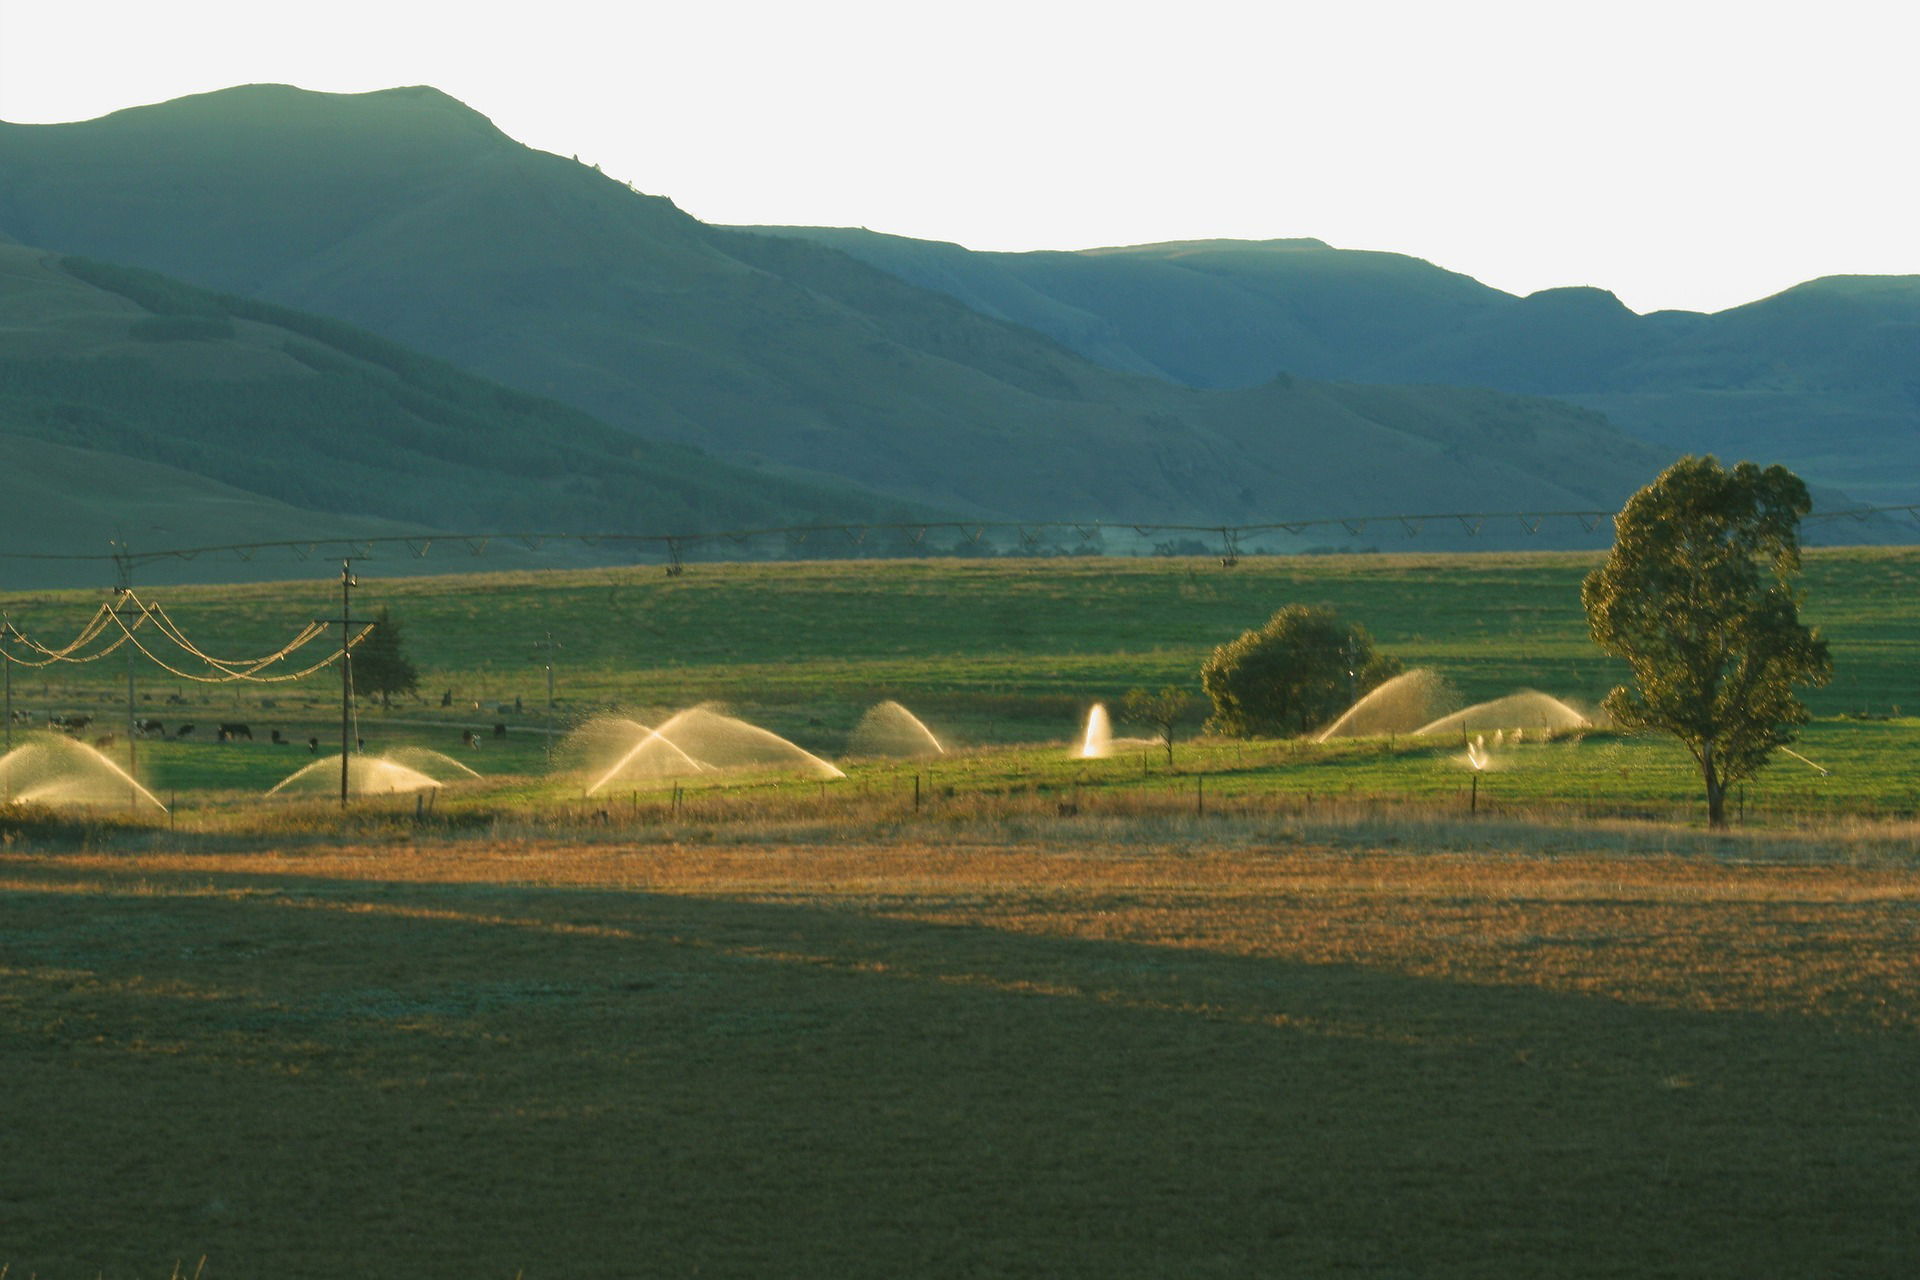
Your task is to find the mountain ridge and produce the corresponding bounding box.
[750,226,1920,505]
[0,83,1830,547]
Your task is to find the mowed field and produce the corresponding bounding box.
[3,549,1919,1276]
[4,838,1918,1278]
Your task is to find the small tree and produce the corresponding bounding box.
[1201,604,1401,737]
[354,607,421,709]
[1122,685,1197,765]
[1581,455,1832,828]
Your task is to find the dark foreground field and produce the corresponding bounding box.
[4,835,1915,1278]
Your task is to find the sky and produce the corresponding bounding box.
[4,0,1913,315]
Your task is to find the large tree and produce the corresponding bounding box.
[1581,456,1832,828]
[1201,604,1401,737]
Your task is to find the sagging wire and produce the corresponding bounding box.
[120,591,334,677]
[130,593,318,667]
[96,602,371,683]
[1,609,136,667]
[2,595,369,684]
[2,604,120,662]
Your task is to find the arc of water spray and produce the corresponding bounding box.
[586,724,711,796]
[1778,746,1831,776]
[0,739,169,813]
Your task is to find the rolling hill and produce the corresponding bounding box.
[0,243,942,583]
[0,85,1676,541]
[749,229,1920,507]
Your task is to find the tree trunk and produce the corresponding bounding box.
[1703,753,1728,829]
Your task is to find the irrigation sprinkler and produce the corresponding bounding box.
[1466,734,1491,813]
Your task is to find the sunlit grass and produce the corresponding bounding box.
[3,835,1916,1275]
[5,549,1919,1275]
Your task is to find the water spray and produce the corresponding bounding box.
[1466,734,1490,812]
[1778,746,1831,777]
[1079,704,1112,759]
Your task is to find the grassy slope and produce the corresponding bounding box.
[0,433,435,573]
[1565,276,1920,505]
[0,243,931,552]
[760,228,1920,505]
[0,86,1670,532]
[748,229,1514,387]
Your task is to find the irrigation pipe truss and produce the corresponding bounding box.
[1,590,370,679]
[1,504,1915,574]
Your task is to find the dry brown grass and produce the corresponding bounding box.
[3,831,1916,1277]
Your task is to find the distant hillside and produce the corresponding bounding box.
[0,244,931,554]
[752,229,1920,507]
[0,85,1675,540]
[0,432,440,588]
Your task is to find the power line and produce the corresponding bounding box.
[2,589,368,681]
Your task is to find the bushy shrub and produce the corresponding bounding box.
[1202,604,1401,737]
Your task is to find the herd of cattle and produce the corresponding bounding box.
[23,711,266,747]
[12,709,509,753]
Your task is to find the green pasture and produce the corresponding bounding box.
[4,843,1917,1278]
[5,547,1919,821]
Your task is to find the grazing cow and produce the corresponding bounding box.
[218,722,252,742]
[135,718,165,737]
[175,723,196,738]
[307,737,320,754]
[492,722,507,739]
[270,729,286,745]
[49,713,92,734]
[461,729,479,748]
[165,693,187,705]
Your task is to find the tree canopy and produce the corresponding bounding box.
[1581,455,1831,827]
[1201,604,1401,737]
[354,606,421,709]
[1122,685,1198,765]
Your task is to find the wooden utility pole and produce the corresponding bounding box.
[532,631,562,767]
[2,611,12,802]
[311,560,360,808]
[340,561,354,807]
[111,544,138,811]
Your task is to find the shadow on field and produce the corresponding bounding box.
[2,861,1915,1280]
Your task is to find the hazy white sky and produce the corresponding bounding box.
[5,0,1913,314]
